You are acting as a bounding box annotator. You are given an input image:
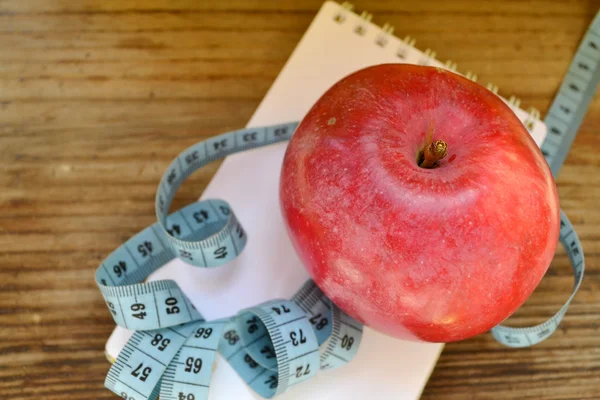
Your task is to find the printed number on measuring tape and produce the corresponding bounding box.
[95,10,600,400]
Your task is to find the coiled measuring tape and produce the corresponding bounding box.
[97,122,363,400]
[96,11,599,399]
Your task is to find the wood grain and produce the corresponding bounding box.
[0,0,599,399]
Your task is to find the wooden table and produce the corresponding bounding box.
[1,1,598,399]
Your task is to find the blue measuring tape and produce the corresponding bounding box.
[541,11,600,177]
[96,11,600,399]
[97,122,363,400]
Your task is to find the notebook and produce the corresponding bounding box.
[105,2,548,399]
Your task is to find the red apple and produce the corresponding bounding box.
[279,64,559,342]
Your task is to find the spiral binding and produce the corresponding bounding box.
[465,71,478,82]
[354,11,372,36]
[332,1,541,130]
[419,49,436,66]
[525,106,541,131]
[508,95,521,109]
[486,82,499,94]
[333,1,353,23]
[444,60,458,72]
[375,23,395,47]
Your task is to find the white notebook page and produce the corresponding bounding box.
[106,2,548,399]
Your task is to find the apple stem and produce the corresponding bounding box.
[419,139,448,169]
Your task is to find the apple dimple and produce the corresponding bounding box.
[280,64,559,343]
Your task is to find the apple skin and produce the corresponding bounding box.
[279,64,559,343]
